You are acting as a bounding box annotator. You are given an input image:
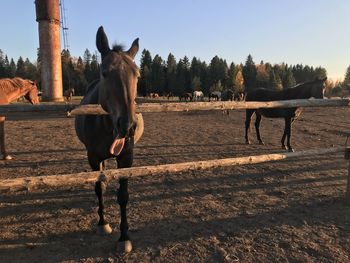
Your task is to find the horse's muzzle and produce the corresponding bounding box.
[115,116,135,139]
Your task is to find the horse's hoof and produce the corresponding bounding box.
[258,141,265,145]
[245,140,251,145]
[288,148,295,152]
[117,240,132,253]
[96,224,113,235]
[3,155,12,160]
[281,145,288,150]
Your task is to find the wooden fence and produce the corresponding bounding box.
[0,98,349,201]
[0,98,349,116]
[0,147,348,193]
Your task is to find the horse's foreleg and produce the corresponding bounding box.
[116,146,133,253]
[117,178,132,253]
[281,118,288,150]
[245,110,254,144]
[255,113,264,145]
[95,177,113,235]
[0,118,12,160]
[285,118,294,152]
[89,154,112,235]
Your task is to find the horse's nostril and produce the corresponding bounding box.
[102,70,108,78]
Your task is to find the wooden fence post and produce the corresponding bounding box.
[345,147,350,203]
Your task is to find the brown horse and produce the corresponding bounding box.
[75,26,143,253]
[0,77,39,160]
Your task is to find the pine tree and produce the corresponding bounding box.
[208,56,228,90]
[0,49,5,77]
[283,68,296,89]
[16,56,26,78]
[175,59,185,95]
[165,53,177,94]
[83,49,92,64]
[24,58,38,80]
[89,54,100,82]
[191,76,201,91]
[9,58,16,77]
[138,49,152,96]
[150,55,166,94]
[199,61,209,96]
[268,69,282,90]
[227,62,238,90]
[343,65,350,91]
[242,54,257,93]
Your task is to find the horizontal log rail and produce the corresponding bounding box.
[0,98,349,116]
[0,146,347,193]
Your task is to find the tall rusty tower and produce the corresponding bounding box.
[35,0,63,102]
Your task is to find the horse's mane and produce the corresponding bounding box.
[112,44,125,52]
[0,78,27,93]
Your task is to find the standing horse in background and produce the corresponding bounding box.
[221,89,234,115]
[221,89,234,101]
[165,91,174,100]
[245,77,327,152]
[75,27,144,253]
[193,91,204,101]
[234,91,245,101]
[209,91,221,101]
[64,87,75,102]
[0,78,39,160]
[179,92,193,102]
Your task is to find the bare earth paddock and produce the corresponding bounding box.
[0,104,350,262]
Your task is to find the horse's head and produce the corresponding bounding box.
[24,80,40,104]
[96,26,140,156]
[310,77,327,99]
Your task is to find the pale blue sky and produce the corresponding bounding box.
[1,0,349,80]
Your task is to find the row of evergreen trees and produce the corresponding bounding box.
[138,50,330,97]
[1,48,349,97]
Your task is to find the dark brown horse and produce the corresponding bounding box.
[64,87,75,102]
[234,91,245,101]
[75,27,143,253]
[179,92,193,101]
[0,77,39,160]
[245,77,327,152]
[221,89,234,101]
[209,91,221,101]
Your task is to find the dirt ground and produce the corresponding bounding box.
[0,100,350,263]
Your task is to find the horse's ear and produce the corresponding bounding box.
[322,77,327,82]
[126,38,139,59]
[96,26,110,58]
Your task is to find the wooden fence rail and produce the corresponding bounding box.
[0,98,349,116]
[1,147,348,194]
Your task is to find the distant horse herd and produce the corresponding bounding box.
[0,25,329,253]
[147,89,245,102]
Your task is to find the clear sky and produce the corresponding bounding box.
[1,0,349,80]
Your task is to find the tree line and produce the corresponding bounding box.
[138,50,332,97]
[1,48,349,97]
